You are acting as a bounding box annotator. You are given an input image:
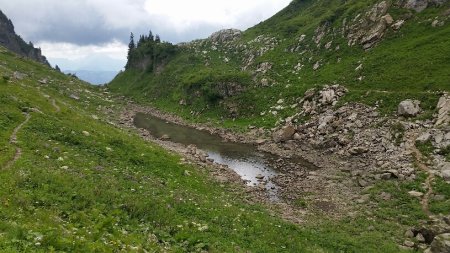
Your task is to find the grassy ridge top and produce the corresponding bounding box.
[109,0,450,130]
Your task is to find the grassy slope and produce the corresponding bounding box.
[109,0,450,130]
[0,48,427,252]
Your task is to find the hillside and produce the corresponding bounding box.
[0,10,50,66]
[2,45,434,252]
[109,0,450,128]
[107,1,450,251]
[1,1,450,252]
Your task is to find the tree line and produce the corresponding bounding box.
[125,30,177,71]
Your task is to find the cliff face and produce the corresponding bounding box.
[0,10,50,66]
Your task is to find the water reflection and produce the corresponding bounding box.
[134,113,279,198]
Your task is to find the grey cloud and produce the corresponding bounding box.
[0,0,249,46]
[0,0,147,45]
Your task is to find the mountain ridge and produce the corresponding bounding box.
[0,9,50,66]
[109,0,450,127]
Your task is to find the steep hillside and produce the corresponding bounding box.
[109,0,450,128]
[0,10,50,66]
[1,44,431,252]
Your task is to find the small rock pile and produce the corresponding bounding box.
[404,215,450,252]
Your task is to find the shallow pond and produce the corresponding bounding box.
[134,113,308,199]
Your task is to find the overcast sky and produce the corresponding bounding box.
[0,0,291,71]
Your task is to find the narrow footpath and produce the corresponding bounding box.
[3,113,31,169]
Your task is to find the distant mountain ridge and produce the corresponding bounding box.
[64,70,119,85]
[0,10,50,66]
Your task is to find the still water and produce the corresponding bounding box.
[134,113,281,198]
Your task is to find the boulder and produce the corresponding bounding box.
[416,132,432,143]
[398,100,421,117]
[313,61,321,71]
[320,89,336,104]
[349,147,369,155]
[160,134,170,140]
[441,169,450,182]
[382,14,394,25]
[392,20,405,30]
[404,0,429,12]
[408,190,424,198]
[13,71,26,80]
[273,125,296,143]
[430,233,450,253]
[38,78,48,84]
[69,94,80,100]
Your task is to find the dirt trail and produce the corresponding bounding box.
[3,113,31,169]
[407,131,435,217]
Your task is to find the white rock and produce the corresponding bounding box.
[392,20,405,30]
[398,100,421,117]
[416,132,431,143]
[435,133,444,144]
[408,191,424,198]
[435,94,450,126]
[313,61,320,71]
[348,113,358,121]
[321,89,336,104]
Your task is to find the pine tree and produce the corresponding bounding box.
[137,35,145,47]
[126,32,136,69]
[148,30,154,42]
[155,34,161,43]
[128,32,135,51]
[55,65,61,72]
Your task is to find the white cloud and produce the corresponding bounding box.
[37,40,127,60]
[0,0,292,71]
[144,0,291,32]
[37,40,127,71]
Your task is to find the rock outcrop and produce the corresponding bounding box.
[0,10,50,66]
[209,29,242,44]
[435,93,450,126]
[402,0,447,13]
[346,1,392,49]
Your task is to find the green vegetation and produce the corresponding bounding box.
[430,177,450,215]
[0,46,420,252]
[109,0,450,130]
[368,172,428,224]
[416,140,435,158]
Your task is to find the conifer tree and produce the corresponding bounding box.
[128,33,135,50]
[148,30,154,42]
